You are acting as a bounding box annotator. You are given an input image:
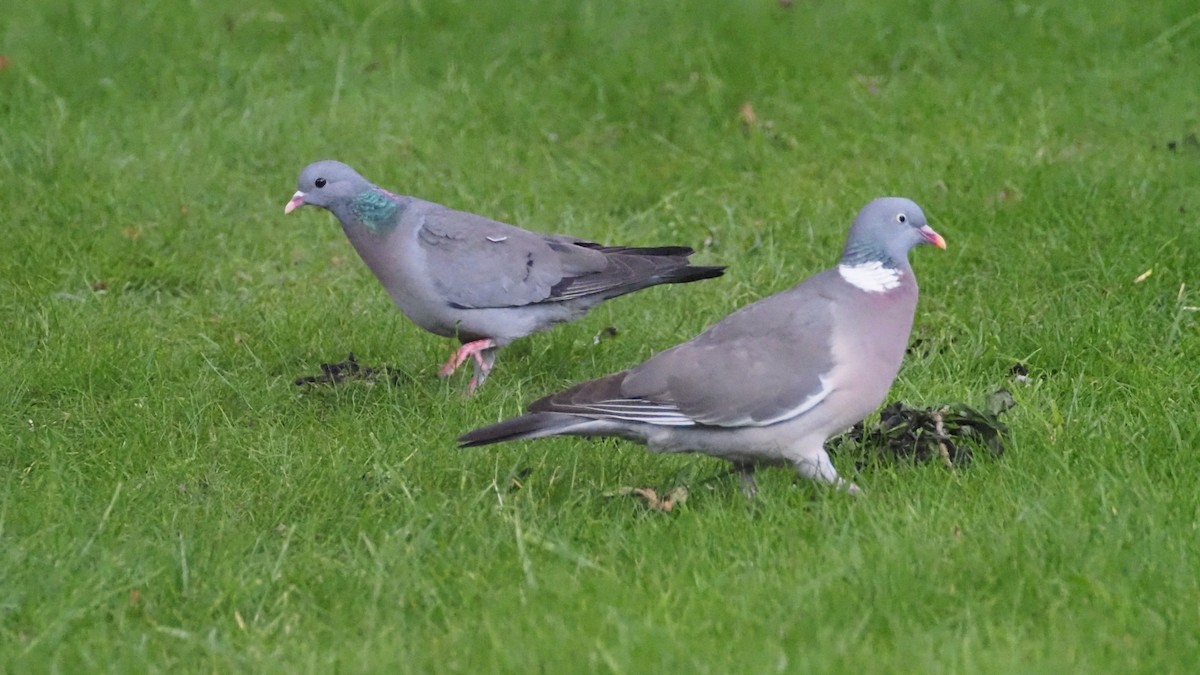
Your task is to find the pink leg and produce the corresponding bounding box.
[439,338,497,378]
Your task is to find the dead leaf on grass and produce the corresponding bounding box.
[605,486,689,513]
[737,102,757,129]
[736,102,799,149]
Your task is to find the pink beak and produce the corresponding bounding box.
[284,190,306,215]
[920,225,947,250]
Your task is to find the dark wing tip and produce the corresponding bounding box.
[457,412,567,447]
[457,429,497,448]
[682,265,726,281]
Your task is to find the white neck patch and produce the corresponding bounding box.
[838,262,902,293]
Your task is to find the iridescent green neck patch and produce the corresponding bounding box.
[351,190,400,232]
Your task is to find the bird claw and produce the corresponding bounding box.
[439,339,496,378]
[440,339,497,394]
[466,374,483,396]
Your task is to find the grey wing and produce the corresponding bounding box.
[623,285,837,427]
[416,204,608,309]
[531,277,840,428]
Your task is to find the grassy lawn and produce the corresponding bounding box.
[4,0,1200,671]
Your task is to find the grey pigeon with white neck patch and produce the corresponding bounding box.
[285,160,724,393]
[459,197,946,495]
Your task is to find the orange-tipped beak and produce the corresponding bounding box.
[920,225,947,250]
[284,190,306,215]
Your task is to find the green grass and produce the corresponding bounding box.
[4,0,1200,671]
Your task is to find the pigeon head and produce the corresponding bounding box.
[840,197,946,268]
[284,160,373,214]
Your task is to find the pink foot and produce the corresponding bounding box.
[439,339,497,378]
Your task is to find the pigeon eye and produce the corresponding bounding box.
[315,178,327,188]
[896,213,907,224]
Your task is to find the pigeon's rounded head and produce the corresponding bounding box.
[285,160,372,214]
[841,197,945,267]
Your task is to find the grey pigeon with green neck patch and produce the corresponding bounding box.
[459,197,946,495]
[285,160,725,393]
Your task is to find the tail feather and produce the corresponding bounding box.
[577,243,696,257]
[573,242,726,285]
[458,412,588,447]
[549,253,724,302]
[654,263,725,285]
